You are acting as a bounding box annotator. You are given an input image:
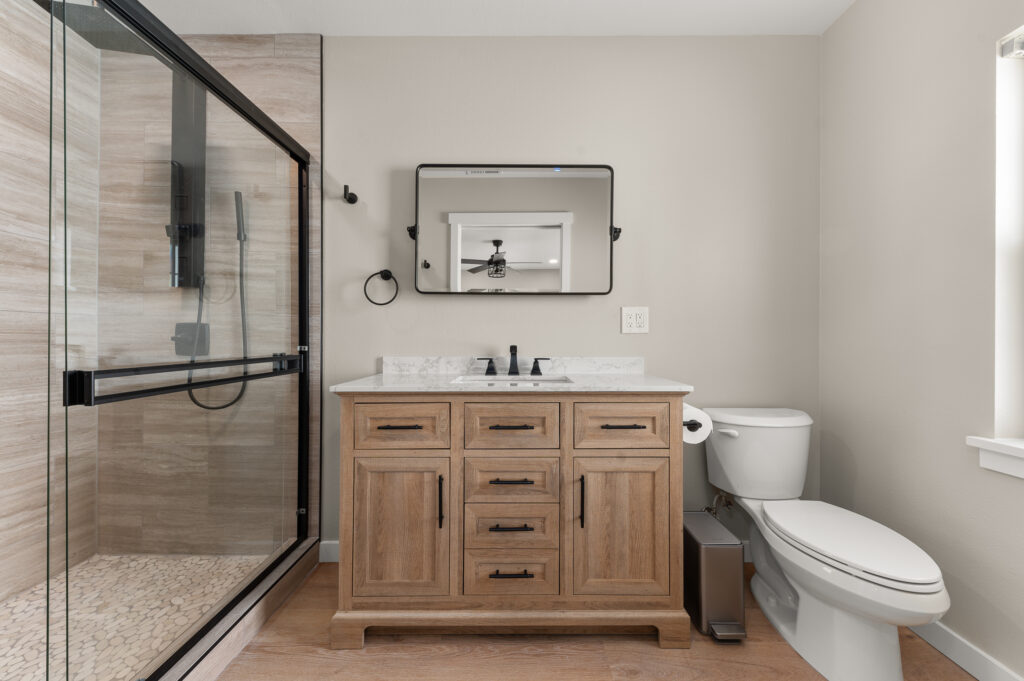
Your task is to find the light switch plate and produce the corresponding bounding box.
[621,306,649,334]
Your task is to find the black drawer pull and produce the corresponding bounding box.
[489,424,535,431]
[488,478,535,485]
[377,424,424,430]
[600,423,647,430]
[489,523,535,532]
[489,569,535,579]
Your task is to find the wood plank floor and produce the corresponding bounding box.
[215,563,975,681]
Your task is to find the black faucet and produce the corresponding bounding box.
[508,345,519,376]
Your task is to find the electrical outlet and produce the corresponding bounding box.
[621,306,649,334]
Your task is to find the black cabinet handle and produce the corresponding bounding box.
[489,523,535,532]
[488,478,535,485]
[579,475,585,528]
[600,423,647,430]
[489,424,535,431]
[438,474,444,529]
[489,569,535,579]
[377,424,424,430]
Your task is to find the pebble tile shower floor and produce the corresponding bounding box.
[0,553,266,681]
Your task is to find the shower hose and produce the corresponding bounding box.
[187,192,249,410]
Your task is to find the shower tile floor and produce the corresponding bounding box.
[0,553,266,681]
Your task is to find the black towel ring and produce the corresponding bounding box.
[364,269,398,306]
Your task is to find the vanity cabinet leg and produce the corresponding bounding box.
[656,616,691,649]
[330,614,366,649]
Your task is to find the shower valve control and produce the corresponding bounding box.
[172,322,210,356]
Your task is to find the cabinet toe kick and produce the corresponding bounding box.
[329,610,692,649]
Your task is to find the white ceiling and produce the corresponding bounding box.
[142,0,856,37]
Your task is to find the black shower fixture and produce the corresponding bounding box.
[343,184,358,204]
[165,72,207,288]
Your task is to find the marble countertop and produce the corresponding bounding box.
[329,356,694,394]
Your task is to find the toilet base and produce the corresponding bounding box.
[752,574,904,681]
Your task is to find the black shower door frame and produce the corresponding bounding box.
[54,0,313,678]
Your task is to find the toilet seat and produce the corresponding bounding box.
[762,500,944,594]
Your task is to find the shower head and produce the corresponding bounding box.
[36,0,168,61]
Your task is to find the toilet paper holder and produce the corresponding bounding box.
[683,419,703,432]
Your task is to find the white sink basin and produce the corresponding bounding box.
[451,375,573,385]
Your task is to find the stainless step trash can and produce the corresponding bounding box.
[683,511,746,642]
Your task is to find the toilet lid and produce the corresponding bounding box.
[703,407,813,428]
[762,500,943,587]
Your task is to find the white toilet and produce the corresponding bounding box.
[703,407,949,681]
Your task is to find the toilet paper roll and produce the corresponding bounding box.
[682,403,713,445]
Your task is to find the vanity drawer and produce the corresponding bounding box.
[464,457,559,503]
[574,402,671,449]
[354,403,451,449]
[464,549,559,595]
[465,503,559,549]
[464,402,560,449]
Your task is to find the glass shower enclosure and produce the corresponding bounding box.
[0,0,311,679]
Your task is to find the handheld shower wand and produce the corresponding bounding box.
[186,190,249,410]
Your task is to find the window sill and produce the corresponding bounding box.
[966,436,1024,480]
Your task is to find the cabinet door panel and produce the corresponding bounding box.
[573,457,670,595]
[353,457,450,596]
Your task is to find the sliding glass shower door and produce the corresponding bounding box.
[42,1,311,680]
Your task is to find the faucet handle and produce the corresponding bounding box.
[477,357,497,376]
[531,357,550,376]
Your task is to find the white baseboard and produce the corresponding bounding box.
[319,539,339,563]
[911,622,1023,681]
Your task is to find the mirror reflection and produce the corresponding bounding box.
[414,166,613,293]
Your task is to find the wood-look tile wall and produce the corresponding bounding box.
[0,0,100,601]
[0,16,322,597]
[93,34,323,554]
[185,34,324,539]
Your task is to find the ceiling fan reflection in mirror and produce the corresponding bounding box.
[461,239,543,279]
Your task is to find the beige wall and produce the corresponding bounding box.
[820,0,1024,673]
[322,36,821,544]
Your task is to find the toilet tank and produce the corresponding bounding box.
[703,408,812,500]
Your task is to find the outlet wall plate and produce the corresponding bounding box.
[621,306,649,334]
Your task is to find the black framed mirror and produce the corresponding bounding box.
[411,164,616,295]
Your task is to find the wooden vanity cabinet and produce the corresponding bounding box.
[332,394,690,650]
